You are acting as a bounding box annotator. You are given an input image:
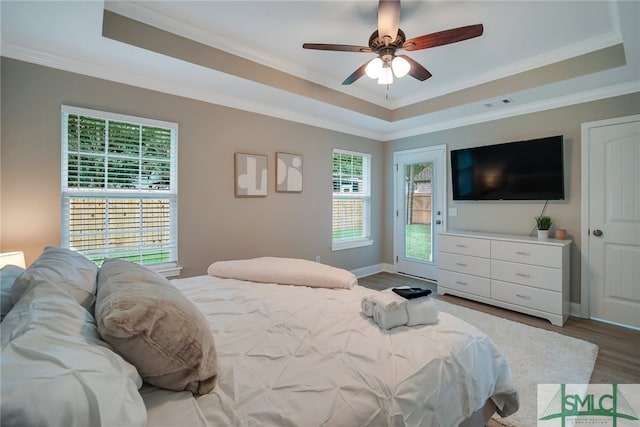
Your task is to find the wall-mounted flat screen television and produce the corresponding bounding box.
[451,135,565,200]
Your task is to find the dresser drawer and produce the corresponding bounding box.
[439,252,490,277]
[491,259,562,291]
[440,234,490,258]
[491,240,563,268]
[438,270,490,297]
[491,280,562,314]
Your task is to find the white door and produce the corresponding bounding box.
[582,115,640,329]
[394,146,446,281]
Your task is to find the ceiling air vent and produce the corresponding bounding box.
[484,97,514,108]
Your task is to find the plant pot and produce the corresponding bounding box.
[537,229,549,240]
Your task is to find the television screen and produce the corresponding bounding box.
[451,135,565,200]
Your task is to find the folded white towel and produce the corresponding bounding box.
[373,304,408,330]
[370,288,408,312]
[405,297,439,326]
[373,296,439,330]
[361,295,375,317]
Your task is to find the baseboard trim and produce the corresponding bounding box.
[570,302,584,318]
[351,263,395,278]
[590,316,640,331]
[382,263,396,273]
[351,264,384,278]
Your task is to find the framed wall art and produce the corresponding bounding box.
[276,152,303,193]
[235,153,268,197]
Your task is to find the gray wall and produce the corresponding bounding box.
[3,57,639,304]
[0,58,384,277]
[384,93,640,303]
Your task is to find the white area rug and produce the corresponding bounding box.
[437,300,598,427]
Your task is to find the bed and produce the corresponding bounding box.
[1,248,519,427]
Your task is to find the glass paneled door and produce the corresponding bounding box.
[394,146,446,281]
[405,162,433,261]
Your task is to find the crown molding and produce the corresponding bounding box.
[383,80,640,141]
[3,42,637,143]
[0,43,382,140]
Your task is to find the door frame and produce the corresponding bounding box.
[393,145,447,280]
[580,114,640,319]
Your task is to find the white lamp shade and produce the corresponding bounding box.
[365,57,383,79]
[0,251,26,269]
[391,56,411,78]
[377,63,394,85]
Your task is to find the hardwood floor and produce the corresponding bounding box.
[358,272,640,384]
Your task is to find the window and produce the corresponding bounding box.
[61,106,179,275]
[332,149,372,250]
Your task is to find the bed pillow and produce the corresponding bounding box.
[95,258,218,395]
[1,265,24,320]
[1,277,146,427]
[207,256,358,289]
[10,246,98,310]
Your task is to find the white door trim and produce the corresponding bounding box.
[580,114,640,318]
[393,145,447,280]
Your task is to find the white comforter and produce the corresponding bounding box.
[142,275,519,427]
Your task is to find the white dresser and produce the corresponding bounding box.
[437,230,571,326]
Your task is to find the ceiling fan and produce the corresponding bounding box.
[303,0,483,85]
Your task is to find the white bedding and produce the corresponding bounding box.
[143,275,519,427]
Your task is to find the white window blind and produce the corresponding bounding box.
[61,106,178,270]
[332,149,372,250]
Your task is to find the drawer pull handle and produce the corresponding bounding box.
[515,251,531,256]
[455,281,467,286]
[456,263,468,267]
[516,273,531,278]
[456,244,468,248]
[515,294,531,300]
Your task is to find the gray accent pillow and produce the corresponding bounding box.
[95,258,218,395]
[11,247,98,310]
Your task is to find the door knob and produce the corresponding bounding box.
[436,220,442,225]
[593,229,603,237]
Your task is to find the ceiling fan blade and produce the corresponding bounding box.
[303,43,372,53]
[377,0,401,44]
[403,24,484,51]
[342,61,369,85]
[398,55,432,81]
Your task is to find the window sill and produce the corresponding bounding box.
[149,262,183,278]
[332,238,373,251]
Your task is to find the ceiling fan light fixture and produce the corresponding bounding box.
[365,57,383,79]
[391,56,410,78]
[378,62,393,85]
[303,1,483,86]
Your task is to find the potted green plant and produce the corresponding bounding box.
[535,215,553,240]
